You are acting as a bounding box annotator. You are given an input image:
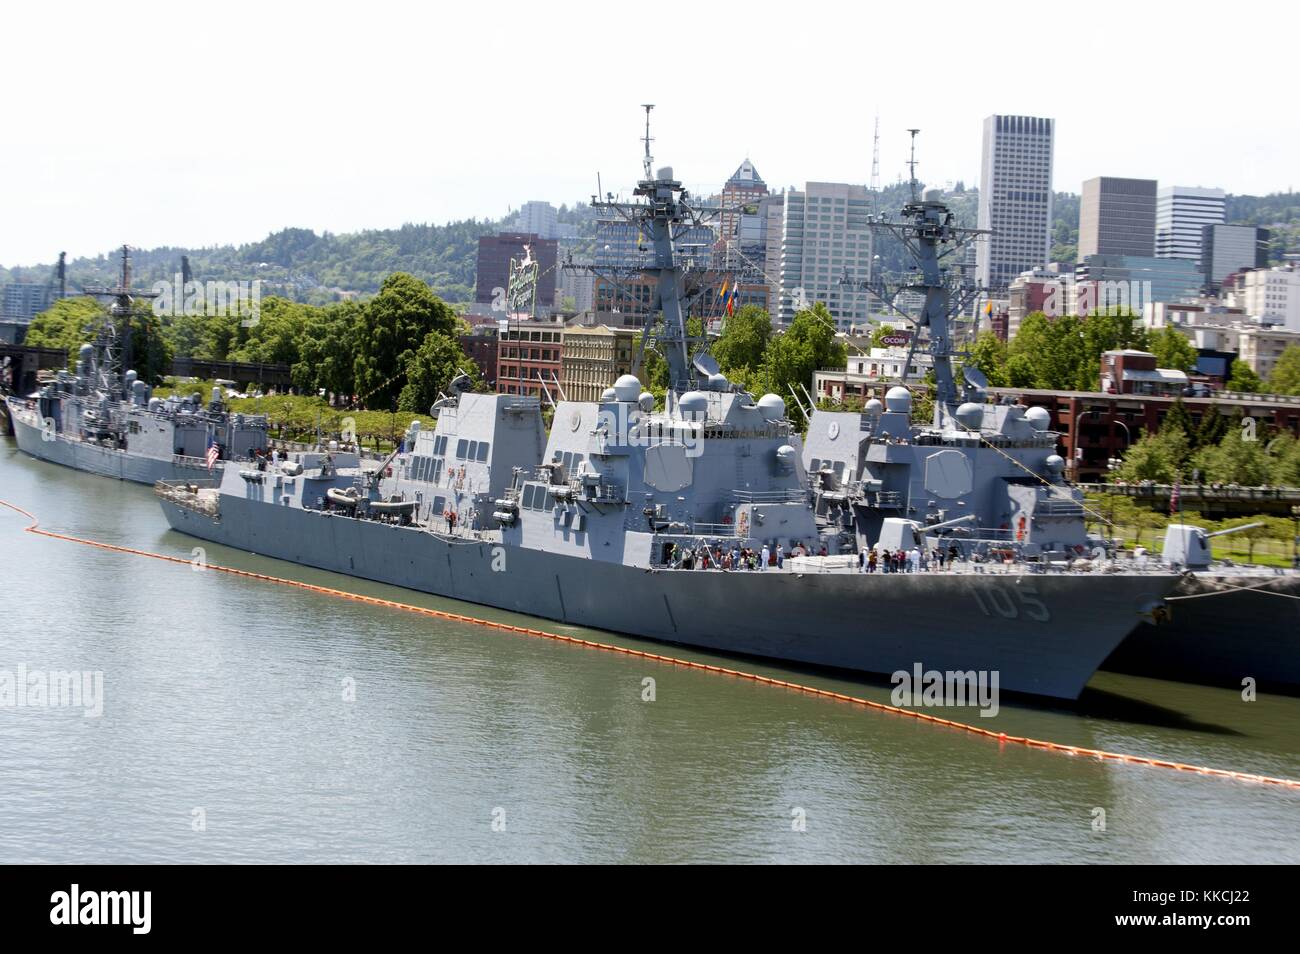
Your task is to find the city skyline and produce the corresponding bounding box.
[1,1,1297,267]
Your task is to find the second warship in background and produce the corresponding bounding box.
[5,248,268,484]
[154,126,1178,700]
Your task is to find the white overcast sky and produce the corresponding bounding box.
[1,0,1294,266]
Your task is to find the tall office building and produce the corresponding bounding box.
[1155,186,1225,265]
[512,201,558,240]
[0,283,57,344]
[717,159,768,255]
[1078,177,1156,258]
[762,193,784,317]
[976,114,1055,292]
[777,182,873,330]
[510,201,578,242]
[1202,224,1270,291]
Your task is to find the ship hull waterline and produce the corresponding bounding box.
[158,495,1175,701]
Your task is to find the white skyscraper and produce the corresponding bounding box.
[777,182,873,330]
[976,114,1055,291]
[513,201,560,240]
[1155,186,1225,265]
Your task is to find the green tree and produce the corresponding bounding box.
[23,296,104,356]
[1109,428,1189,484]
[125,305,175,385]
[1227,359,1262,392]
[292,300,361,400]
[1193,429,1271,485]
[962,331,1008,387]
[760,303,845,426]
[1149,325,1198,372]
[1268,432,1300,487]
[397,330,480,413]
[353,273,456,409]
[1266,344,1300,395]
[1195,404,1230,450]
[229,296,307,366]
[1008,312,1077,389]
[711,304,772,375]
[1162,398,1194,441]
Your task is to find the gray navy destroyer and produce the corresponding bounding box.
[5,248,268,484]
[797,146,1300,693]
[154,127,1178,700]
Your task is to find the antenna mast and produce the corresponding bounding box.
[906,128,920,201]
[870,115,881,213]
[641,104,655,181]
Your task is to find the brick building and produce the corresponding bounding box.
[495,321,563,398]
[989,386,1300,481]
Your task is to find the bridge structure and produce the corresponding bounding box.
[169,357,294,392]
[0,343,68,395]
[1079,482,1300,519]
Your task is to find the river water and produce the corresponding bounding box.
[0,435,1297,863]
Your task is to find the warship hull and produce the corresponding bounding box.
[1103,573,1300,690]
[7,396,215,485]
[158,493,1174,700]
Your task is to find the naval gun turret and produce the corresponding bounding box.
[1162,522,1265,569]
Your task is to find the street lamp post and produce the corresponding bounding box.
[1292,504,1300,569]
[1106,456,1123,539]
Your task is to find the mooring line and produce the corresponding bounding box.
[4,497,1299,792]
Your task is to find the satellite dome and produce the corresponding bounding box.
[1024,406,1052,431]
[775,444,796,472]
[638,391,655,412]
[678,390,709,418]
[864,398,884,415]
[707,372,729,391]
[613,374,642,402]
[885,386,912,413]
[955,402,984,431]
[756,393,785,421]
[1045,454,1066,476]
[408,420,421,436]
[600,387,617,402]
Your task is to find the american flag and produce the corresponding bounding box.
[206,436,220,472]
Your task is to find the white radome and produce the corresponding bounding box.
[885,386,912,413]
[613,374,642,402]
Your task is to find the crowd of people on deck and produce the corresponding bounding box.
[663,540,834,571]
[859,543,968,573]
[664,538,973,573]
